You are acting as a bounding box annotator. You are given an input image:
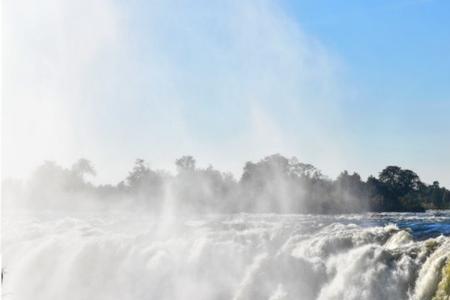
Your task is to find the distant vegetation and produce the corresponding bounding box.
[3,154,449,213]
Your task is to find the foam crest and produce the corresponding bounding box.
[2,213,449,300]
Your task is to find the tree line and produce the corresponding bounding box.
[3,154,449,213]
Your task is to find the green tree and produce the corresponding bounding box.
[377,166,423,211]
[175,156,196,173]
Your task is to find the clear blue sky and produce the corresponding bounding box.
[3,0,450,186]
[283,0,450,184]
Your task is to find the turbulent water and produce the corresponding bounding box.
[2,211,450,300]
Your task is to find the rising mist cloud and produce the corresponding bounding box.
[3,0,349,184]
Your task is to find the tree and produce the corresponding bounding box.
[175,156,196,173]
[65,159,96,191]
[126,159,150,188]
[71,159,96,179]
[125,159,165,207]
[377,166,423,211]
[379,166,421,195]
[240,154,324,213]
[289,157,322,180]
[12,155,450,213]
[332,171,368,212]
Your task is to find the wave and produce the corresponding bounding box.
[2,213,450,300]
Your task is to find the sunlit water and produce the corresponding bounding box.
[2,211,450,300]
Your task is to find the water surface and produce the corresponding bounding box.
[3,211,450,300]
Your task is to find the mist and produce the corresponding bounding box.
[0,155,363,214]
[2,0,365,187]
[3,0,450,299]
[3,154,449,215]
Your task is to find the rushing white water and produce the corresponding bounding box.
[2,212,450,300]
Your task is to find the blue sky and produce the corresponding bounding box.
[3,0,450,186]
[285,0,450,184]
[289,0,450,110]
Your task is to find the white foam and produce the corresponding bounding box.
[2,213,449,300]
